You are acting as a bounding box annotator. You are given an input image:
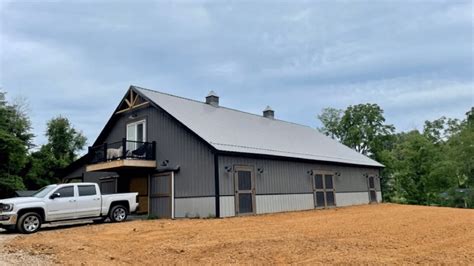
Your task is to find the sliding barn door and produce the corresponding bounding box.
[149,173,172,218]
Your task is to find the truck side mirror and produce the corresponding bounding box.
[50,192,61,199]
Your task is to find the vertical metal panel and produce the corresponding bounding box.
[335,192,370,206]
[99,180,117,194]
[218,156,314,196]
[376,191,382,203]
[174,197,215,218]
[333,167,379,192]
[219,155,381,197]
[150,175,170,195]
[219,196,235,217]
[153,107,215,197]
[149,174,171,218]
[83,171,117,183]
[149,197,171,218]
[64,165,86,179]
[256,194,313,214]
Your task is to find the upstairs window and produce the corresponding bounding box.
[127,120,146,142]
[127,120,146,151]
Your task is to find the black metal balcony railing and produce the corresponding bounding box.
[88,138,156,164]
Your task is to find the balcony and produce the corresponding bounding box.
[86,139,156,172]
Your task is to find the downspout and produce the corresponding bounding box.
[171,171,175,219]
[147,174,151,215]
[379,168,383,203]
[214,153,220,218]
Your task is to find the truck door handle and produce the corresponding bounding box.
[69,200,76,203]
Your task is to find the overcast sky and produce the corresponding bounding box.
[1,0,473,149]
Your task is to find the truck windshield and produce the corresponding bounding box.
[32,185,57,198]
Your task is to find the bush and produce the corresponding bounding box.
[0,174,26,199]
[439,188,473,209]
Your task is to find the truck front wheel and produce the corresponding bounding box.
[17,212,42,234]
[109,205,128,222]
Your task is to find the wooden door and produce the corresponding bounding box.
[368,176,377,203]
[313,171,336,208]
[129,176,148,214]
[234,165,256,216]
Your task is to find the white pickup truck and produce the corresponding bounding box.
[0,183,139,234]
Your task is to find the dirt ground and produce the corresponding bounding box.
[3,204,474,265]
[0,232,51,266]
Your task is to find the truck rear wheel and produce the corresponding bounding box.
[109,205,128,222]
[17,212,42,234]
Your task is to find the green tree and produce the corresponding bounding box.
[318,104,395,156]
[389,131,439,204]
[387,111,473,207]
[338,104,395,156]
[423,116,463,144]
[25,116,87,188]
[433,109,474,208]
[317,107,343,139]
[0,91,33,197]
[45,116,87,165]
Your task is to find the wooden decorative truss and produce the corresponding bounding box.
[116,89,149,114]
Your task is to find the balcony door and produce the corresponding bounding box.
[126,120,146,152]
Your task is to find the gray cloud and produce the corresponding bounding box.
[1,0,472,149]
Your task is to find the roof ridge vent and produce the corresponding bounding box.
[263,105,275,119]
[207,90,218,97]
[205,91,219,107]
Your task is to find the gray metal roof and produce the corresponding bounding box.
[135,86,383,168]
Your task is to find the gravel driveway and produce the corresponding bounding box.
[0,229,52,266]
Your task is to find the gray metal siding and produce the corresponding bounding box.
[150,197,171,218]
[99,105,215,198]
[256,194,314,214]
[81,169,116,184]
[99,180,117,194]
[64,165,85,179]
[64,165,117,183]
[218,155,381,197]
[174,197,215,218]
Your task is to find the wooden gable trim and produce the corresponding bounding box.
[115,88,150,115]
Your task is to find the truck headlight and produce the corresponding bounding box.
[1,203,14,212]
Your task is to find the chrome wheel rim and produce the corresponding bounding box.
[113,208,126,221]
[23,215,40,232]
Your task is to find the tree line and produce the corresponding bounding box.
[1,89,472,208]
[0,91,86,198]
[318,104,473,208]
